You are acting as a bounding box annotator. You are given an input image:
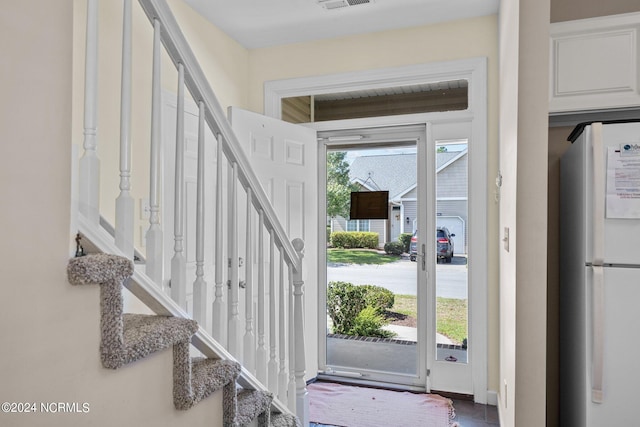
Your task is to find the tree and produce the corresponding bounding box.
[437,146,448,153]
[326,152,358,220]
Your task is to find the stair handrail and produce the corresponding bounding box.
[137,0,303,273]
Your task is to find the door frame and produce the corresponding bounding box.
[263,58,488,403]
[320,125,430,390]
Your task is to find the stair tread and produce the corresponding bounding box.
[270,412,302,427]
[189,358,240,405]
[102,313,198,368]
[69,255,281,423]
[234,389,273,426]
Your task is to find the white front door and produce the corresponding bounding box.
[229,107,319,379]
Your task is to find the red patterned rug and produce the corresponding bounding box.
[308,382,458,427]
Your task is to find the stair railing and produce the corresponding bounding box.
[76,0,308,423]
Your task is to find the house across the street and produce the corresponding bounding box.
[330,150,468,253]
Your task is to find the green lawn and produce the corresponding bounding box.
[327,249,400,265]
[436,297,468,345]
[391,294,468,345]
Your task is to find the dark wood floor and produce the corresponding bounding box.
[310,397,500,426]
[450,398,500,426]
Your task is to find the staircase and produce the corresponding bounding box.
[72,0,308,425]
[67,253,298,426]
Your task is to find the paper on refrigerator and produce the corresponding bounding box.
[606,144,640,218]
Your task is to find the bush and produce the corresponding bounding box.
[330,231,379,249]
[327,281,367,335]
[384,241,404,255]
[350,306,395,338]
[361,285,395,312]
[398,233,412,253]
[327,281,395,335]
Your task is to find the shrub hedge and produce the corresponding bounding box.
[398,232,413,253]
[350,306,395,338]
[327,281,395,337]
[361,284,395,312]
[383,241,404,255]
[327,281,367,335]
[330,231,379,249]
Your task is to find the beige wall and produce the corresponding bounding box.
[0,2,223,425]
[248,14,501,395]
[499,0,550,426]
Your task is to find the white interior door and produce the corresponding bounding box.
[229,107,319,380]
[162,92,216,321]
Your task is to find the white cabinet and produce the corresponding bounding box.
[549,12,640,114]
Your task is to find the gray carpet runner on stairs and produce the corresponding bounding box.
[67,253,299,427]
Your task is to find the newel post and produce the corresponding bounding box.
[292,238,308,426]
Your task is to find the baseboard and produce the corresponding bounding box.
[487,390,498,406]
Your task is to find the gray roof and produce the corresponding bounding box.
[349,154,416,199]
[349,151,467,199]
[436,151,460,169]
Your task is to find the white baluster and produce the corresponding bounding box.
[243,188,255,372]
[115,0,134,258]
[212,133,225,344]
[79,0,100,224]
[192,101,207,327]
[278,248,288,403]
[288,265,296,411]
[268,230,278,393]
[292,238,308,425]
[170,63,186,309]
[145,18,163,287]
[228,163,240,356]
[256,210,267,384]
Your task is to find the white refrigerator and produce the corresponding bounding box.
[560,120,640,427]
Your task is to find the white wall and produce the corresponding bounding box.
[0,2,224,425]
[248,14,501,394]
[498,0,550,425]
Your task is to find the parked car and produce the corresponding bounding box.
[409,227,455,263]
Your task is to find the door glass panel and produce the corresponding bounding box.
[324,142,421,384]
[434,140,469,363]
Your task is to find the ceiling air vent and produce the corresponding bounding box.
[317,0,372,10]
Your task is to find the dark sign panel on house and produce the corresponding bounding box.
[350,191,389,220]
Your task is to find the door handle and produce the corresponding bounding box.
[421,244,426,271]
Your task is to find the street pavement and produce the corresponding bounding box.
[326,256,468,299]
